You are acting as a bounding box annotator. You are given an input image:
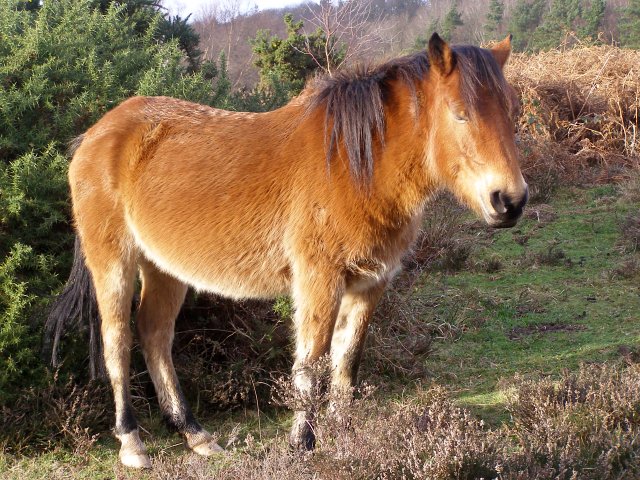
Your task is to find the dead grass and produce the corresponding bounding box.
[508,45,640,185]
[618,168,640,204]
[148,364,640,479]
[619,212,640,253]
[609,257,640,280]
[365,288,434,379]
[167,295,292,412]
[505,364,640,479]
[0,373,110,457]
[5,350,640,478]
[405,192,473,274]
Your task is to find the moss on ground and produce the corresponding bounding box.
[421,186,640,422]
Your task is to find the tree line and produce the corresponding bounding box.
[192,0,640,88]
[377,0,639,48]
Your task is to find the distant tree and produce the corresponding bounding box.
[441,3,463,42]
[91,0,203,69]
[17,0,40,10]
[484,0,504,38]
[428,16,441,37]
[251,13,345,95]
[529,0,606,51]
[91,0,158,34]
[157,14,203,71]
[580,0,606,40]
[370,0,424,18]
[394,0,424,18]
[302,0,385,73]
[509,0,605,51]
[530,0,581,50]
[91,0,157,12]
[508,0,545,51]
[413,15,440,51]
[620,0,640,48]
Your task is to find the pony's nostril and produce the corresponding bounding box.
[517,186,529,210]
[488,188,527,227]
[490,190,507,214]
[500,192,516,212]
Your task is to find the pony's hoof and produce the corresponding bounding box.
[185,429,224,456]
[289,413,316,451]
[191,440,224,456]
[289,432,315,451]
[117,430,150,468]
[120,452,152,469]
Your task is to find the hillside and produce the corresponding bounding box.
[190,0,638,87]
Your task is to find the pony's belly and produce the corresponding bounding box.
[184,268,291,299]
[149,251,290,300]
[128,220,291,300]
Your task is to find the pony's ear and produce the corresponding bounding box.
[491,34,512,70]
[428,33,455,76]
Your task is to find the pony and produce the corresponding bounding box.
[45,33,528,468]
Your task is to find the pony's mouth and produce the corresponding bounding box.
[487,215,520,229]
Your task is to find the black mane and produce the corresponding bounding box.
[308,46,510,186]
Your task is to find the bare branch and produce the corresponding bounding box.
[194,0,258,86]
[299,0,392,75]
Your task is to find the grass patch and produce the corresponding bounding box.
[422,186,640,420]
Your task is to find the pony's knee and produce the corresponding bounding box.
[292,363,317,394]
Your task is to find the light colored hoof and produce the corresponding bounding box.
[191,440,224,456]
[120,451,152,469]
[185,429,224,456]
[117,430,151,469]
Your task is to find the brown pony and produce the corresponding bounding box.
[46,33,527,468]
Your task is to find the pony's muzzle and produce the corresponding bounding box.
[488,186,528,228]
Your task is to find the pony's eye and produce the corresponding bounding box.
[453,111,469,123]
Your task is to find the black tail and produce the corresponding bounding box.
[42,133,104,378]
[43,236,105,379]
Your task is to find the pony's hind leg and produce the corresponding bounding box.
[136,259,223,456]
[81,238,147,468]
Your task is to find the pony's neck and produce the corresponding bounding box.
[367,78,437,223]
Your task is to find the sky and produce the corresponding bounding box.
[163,0,304,18]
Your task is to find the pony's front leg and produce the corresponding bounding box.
[330,281,386,395]
[289,265,345,450]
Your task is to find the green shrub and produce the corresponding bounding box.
[0,149,71,399]
[0,0,225,161]
[0,244,42,394]
[251,13,345,96]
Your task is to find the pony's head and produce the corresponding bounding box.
[425,33,527,228]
